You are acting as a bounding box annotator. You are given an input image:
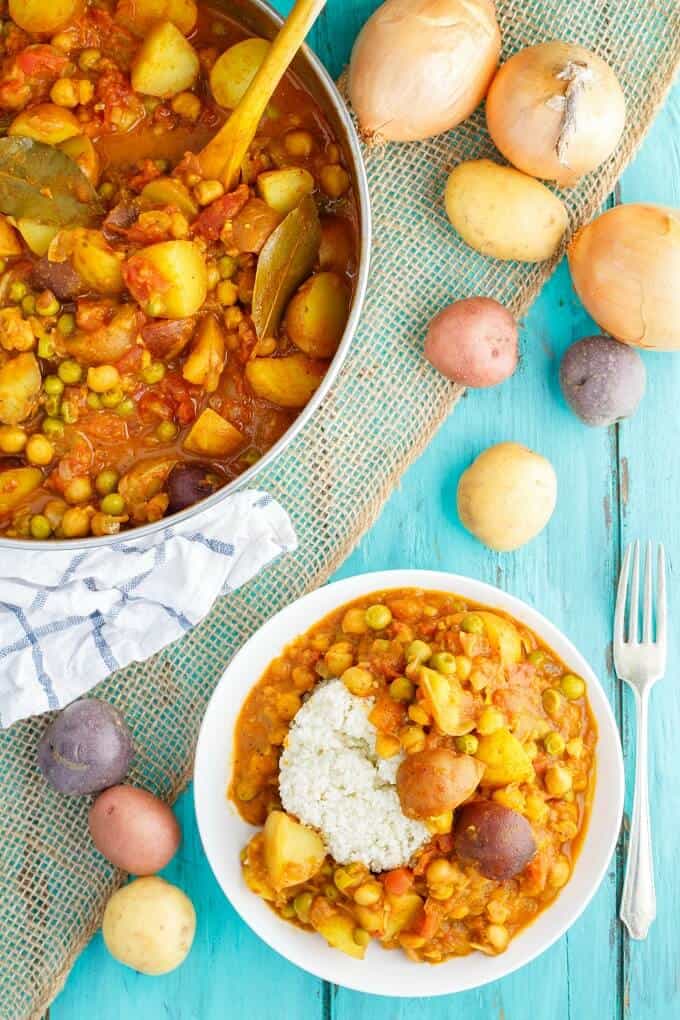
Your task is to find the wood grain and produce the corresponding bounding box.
[51,1,680,1017]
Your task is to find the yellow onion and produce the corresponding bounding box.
[486,41,626,187]
[348,0,501,143]
[568,204,680,351]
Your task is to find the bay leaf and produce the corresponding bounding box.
[0,137,102,227]
[252,195,321,340]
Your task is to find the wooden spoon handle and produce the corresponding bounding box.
[198,0,327,187]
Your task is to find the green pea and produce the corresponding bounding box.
[115,397,135,417]
[389,676,415,702]
[38,335,56,359]
[542,687,564,718]
[58,360,82,385]
[405,639,432,664]
[43,375,64,396]
[455,734,479,755]
[141,361,166,385]
[324,884,340,902]
[21,294,36,316]
[529,649,547,668]
[9,280,27,303]
[29,514,51,540]
[560,674,585,700]
[429,651,457,675]
[61,400,78,424]
[36,292,60,317]
[218,255,237,279]
[42,417,64,439]
[87,392,102,410]
[544,731,566,756]
[98,181,115,201]
[100,493,125,515]
[43,394,61,417]
[57,313,76,336]
[293,892,313,924]
[280,902,296,919]
[101,388,123,408]
[95,469,119,496]
[460,614,485,634]
[365,604,392,630]
[155,421,179,442]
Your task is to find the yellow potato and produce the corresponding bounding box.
[382,892,423,939]
[16,220,59,257]
[126,240,207,317]
[209,38,270,109]
[9,0,83,34]
[141,177,198,218]
[0,352,41,425]
[263,811,325,891]
[0,466,42,514]
[475,612,522,666]
[9,104,81,146]
[182,316,225,392]
[131,21,199,99]
[59,135,100,186]
[475,729,534,787]
[183,409,244,457]
[257,168,315,216]
[0,215,22,258]
[69,230,125,295]
[115,0,197,36]
[445,159,568,262]
[102,876,196,976]
[457,442,557,552]
[245,354,325,409]
[285,272,350,358]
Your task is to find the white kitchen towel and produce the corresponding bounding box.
[0,490,296,728]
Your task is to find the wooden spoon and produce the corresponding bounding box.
[198,0,327,188]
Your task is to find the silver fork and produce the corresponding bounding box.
[614,540,667,940]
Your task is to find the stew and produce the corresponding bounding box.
[0,1,358,539]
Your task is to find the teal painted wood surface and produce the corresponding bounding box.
[50,3,680,1018]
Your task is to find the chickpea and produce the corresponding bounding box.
[477,706,505,735]
[61,506,92,538]
[26,434,54,466]
[426,857,456,887]
[353,881,382,907]
[171,92,202,121]
[486,899,510,924]
[566,737,584,759]
[195,179,225,206]
[542,687,565,719]
[492,785,526,813]
[544,731,566,756]
[64,476,93,504]
[87,364,120,393]
[560,673,586,700]
[389,676,415,701]
[217,280,238,306]
[284,129,314,157]
[487,924,510,952]
[291,665,315,691]
[276,691,301,720]
[548,855,571,889]
[342,607,368,635]
[545,764,573,797]
[375,733,401,759]
[524,793,549,825]
[365,604,392,630]
[50,79,77,108]
[405,639,431,664]
[43,498,67,531]
[325,641,354,676]
[29,514,51,540]
[341,666,373,697]
[0,425,27,453]
[400,725,426,754]
[455,655,472,681]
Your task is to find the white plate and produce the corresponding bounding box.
[194,570,624,997]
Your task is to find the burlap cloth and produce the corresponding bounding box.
[1,2,678,1016]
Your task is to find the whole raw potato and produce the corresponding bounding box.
[425,298,518,387]
[37,699,134,796]
[89,785,181,874]
[457,442,557,551]
[103,877,196,975]
[559,336,646,426]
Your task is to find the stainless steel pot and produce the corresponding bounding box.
[3,0,371,551]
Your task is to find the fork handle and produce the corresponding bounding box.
[620,685,656,939]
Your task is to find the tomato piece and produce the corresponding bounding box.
[16,46,68,78]
[123,255,170,304]
[410,900,443,939]
[128,158,162,193]
[192,184,250,242]
[78,413,129,445]
[383,868,413,897]
[368,694,406,735]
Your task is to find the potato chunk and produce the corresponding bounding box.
[309,899,366,959]
[124,240,207,318]
[383,892,423,939]
[59,135,100,186]
[115,0,197,36]
[257,168,315,216]
[245,354,325,409]
[476,612,522,666]
[0,466,42,514]
[0,352,41,425]
[61,229,125,295]
[141,177,198,218]
[475,729,534,787]
[418,666,475,736]
[209,38,270,109]
[9,104,81,145]
[263,811,325,891]
[0,215,22,258]
[183,409,244,457]
[16,220,59,257]
[285,272,350,358]
[9,0,83,35]
[131,22,199,99]
[182,316,225,393]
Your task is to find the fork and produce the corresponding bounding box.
[614,540,667,940]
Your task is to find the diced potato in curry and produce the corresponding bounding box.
[246,355,326,409]
[0,466,42,514]
[418,666,475,736]
[309,899,366,960]
[285,272,350,358]
[124,241,208,318]
[0,353,41,425]
[257,168,315,216]
[263,811,325,891]
[9,0,84,35]
[183,409,244,457]
[16,220,59,257]
[475,729,535,787]
[131,21,200,99]
[209,38,270,109]
[383,892,423,940]
[182,316,225,393]
[9,104,81,145]
[56,229,125,295]
[0,216,22,259]
[115,0,198,36]
[476,612,522,666]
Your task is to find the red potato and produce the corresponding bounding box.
[454,800,536,880]
[397,748,484,820]
[89,785,181,874]
[424,297,518,388]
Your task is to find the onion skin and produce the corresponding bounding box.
[348,0,501,143]
[568,204,680,351]
[486,42,626,187]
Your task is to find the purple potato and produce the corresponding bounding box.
[454,800,536,880]
[37,698,134,796]
[166,463,226,514]
[559,335,646,427]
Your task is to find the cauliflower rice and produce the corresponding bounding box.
[278,680,429,872]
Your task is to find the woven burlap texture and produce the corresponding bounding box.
[1,2,678,1016]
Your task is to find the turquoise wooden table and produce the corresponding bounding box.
[50,3,680,1017]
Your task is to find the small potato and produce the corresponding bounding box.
[131,21,199,99]
[559,335,646,427]
[69,229,125,295]
[182,315,225,392]
[210,38,270,109]
[245,354,326,408]
[102,876,195,975]
[319,215,355,275]
[89,785,181,874]
[9,104,81,146]
[0,466,42,514]
[475,729,534,787]
[0,352,41,425]
[9,0,83,34]
[397,748,485,820]
[124,240,207,318]
[115,0,197,36]
[285,272,350,358]
[425,298,518,388]
[457,442,557,551]
[37,698,134,796]
[445,159,568,262]
[257,168,315,216]
[455,800,537,880]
